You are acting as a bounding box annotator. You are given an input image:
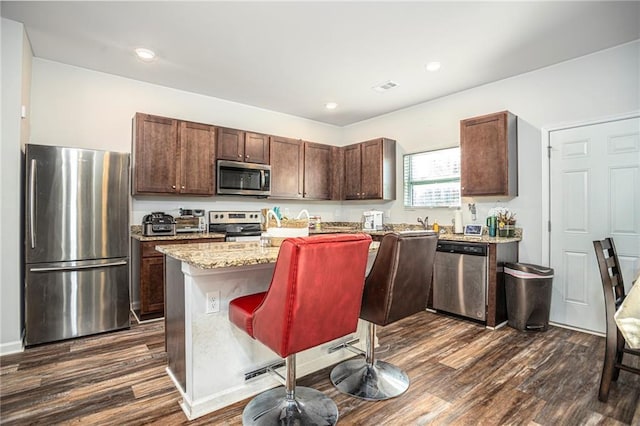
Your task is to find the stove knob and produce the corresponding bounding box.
[220,214,225,219]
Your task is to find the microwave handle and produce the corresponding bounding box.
[260,170,266,189]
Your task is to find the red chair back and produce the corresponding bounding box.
[252,234,372,358]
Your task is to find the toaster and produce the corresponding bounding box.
[142,212,176,236]
[175,216,201,233]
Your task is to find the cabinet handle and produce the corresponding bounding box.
[181,185,185,189]
[172,185,176,189]
[238,154,242,158]
[246,155,250,159]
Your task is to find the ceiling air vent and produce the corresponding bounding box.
[372,80,399,93]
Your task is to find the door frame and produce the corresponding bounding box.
[541,110,640,332]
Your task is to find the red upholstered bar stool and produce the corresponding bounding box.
[330,231,438,400]
[228,233,372,425]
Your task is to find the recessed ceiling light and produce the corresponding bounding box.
[426,61,441,72]
[372,80,400,93]
[325,102,338,110]
[135,48,156,61]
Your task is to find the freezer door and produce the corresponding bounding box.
[25,144,129,263]
[25,259,130,346]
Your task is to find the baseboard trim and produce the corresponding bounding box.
[548,321,605,337]
[0,339,24,356]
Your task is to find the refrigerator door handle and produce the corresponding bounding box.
[29,159,37,249]
[29,260,128,272]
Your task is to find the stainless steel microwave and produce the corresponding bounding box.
[217,160,271,196]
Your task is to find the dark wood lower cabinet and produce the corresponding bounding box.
[131,237,224,321]
[140,256,164,317]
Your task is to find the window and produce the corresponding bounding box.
[403,147,461,208]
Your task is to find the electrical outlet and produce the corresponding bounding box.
[206,290,220,314]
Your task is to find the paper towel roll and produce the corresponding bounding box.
[454,210,463,234]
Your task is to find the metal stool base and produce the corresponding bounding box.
[242,386,338,425]
[330,358,409,401]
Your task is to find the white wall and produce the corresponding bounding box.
[341,40,640,265]
[1,18,31,355]
[2,27,638,352]
[29,59,346,224]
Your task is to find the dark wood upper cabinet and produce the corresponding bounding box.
[343,143,362,200]
[133,113,178,194]
[245,132,270,164]
[460,111,518,198]
[303,141,331,200]
[132,113,215,196]
[216,127,245,161]
[344,138,396,200]
[330,146,345,200]
[269,136,303,198]
[217,128,269,164]
[178,121,216,195]
[132,111,394,201]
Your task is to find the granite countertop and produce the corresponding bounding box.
[311,224,522,244]
[131,222,521,244]
[130,226,225,242]
[157,240,380,270]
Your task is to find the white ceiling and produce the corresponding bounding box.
[2,1,639,126]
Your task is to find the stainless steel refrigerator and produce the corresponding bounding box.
[24,144,130,346]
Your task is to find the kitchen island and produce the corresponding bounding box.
[157,240,378,420]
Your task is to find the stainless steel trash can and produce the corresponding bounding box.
[504,263,554,331]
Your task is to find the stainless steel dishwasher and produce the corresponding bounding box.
[433,240,488,321]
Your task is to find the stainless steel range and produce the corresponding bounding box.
[208,210,262,241]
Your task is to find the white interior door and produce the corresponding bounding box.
[549,117,640,334]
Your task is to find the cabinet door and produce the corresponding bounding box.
[360,139,383,199]
[133,113,178,194]
[330,146,344,200]
[269,136,303,198]
[140,256,165,316]
[460,111,517,197]
[343,143,362,199]
[244,132,270,164]
[303,142,331,199]
[217,127,245,161]
[178,121,216,195]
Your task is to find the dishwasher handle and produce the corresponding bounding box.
[436,242,488,256]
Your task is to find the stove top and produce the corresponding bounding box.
[208,211,262,239]
[208,211,261,224]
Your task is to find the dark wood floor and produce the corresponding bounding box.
[1,311,639,425]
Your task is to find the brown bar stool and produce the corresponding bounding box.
[330,231,438,400]
[228,233,372,425]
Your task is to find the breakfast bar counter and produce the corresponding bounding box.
[157,240,378,420]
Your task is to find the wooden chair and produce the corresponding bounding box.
[593,238,640,402]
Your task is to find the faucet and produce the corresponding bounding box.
[417,216,429,230]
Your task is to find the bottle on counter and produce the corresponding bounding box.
[432,222,439,232]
